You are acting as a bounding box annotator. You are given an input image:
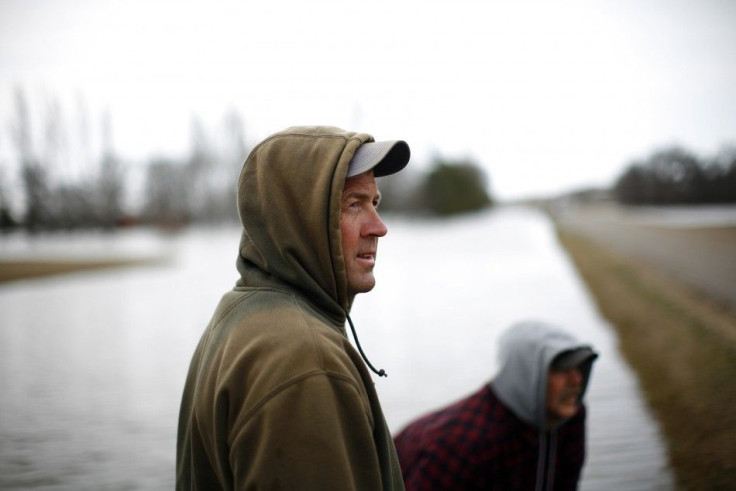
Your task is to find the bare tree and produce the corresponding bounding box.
[76,93,93,173]
[704,144,736,203]
[143,158,190,228]
[11,88,50,231]
[97,110,125,228]
[43,92,102,229]
[0,160,19,230]
[186,116,214,222]
[217,109,248,222]
[614,145,734,205]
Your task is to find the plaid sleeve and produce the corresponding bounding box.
[394,387,500,490]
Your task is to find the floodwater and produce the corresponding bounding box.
[0,206,675,489]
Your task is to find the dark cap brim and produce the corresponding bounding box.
[551,347,598,370]
[347,140,410,178]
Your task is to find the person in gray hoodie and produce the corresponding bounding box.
[394,320,598,490]
[177,126,410,490]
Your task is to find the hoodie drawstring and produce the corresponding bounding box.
[346,314,387,377]
[535,433,546,491]
[546,430,558,489]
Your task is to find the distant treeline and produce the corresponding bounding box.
[0,88,493,232]
[614,145,736,205]
[0,88,247,232]
[379,158,493,217]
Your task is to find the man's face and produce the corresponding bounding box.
[340,170,387,300]
[546,366,584,426]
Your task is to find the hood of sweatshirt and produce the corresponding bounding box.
[490,320,597,431]
[234,126,375,324]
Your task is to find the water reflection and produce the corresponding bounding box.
[0,209,674,489]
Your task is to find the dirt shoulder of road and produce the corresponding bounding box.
[554,223,736,489]
[0,257,166,284]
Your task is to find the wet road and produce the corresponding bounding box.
[553,204,736,312]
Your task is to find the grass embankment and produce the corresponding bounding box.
[555,228,736,490]
[0,258,162,284]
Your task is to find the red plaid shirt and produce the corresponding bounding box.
[393,385,586,490]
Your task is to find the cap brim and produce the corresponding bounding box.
[347,140,410,178]
[552,348,598,370]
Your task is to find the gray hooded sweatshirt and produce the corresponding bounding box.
[491,320,597,490]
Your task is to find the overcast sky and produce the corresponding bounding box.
[1,0,735,200]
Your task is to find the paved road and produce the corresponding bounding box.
[552,204,736,313]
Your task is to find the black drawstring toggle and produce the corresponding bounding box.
[346,314,387,377]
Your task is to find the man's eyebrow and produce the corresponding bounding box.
[343,190,382,201]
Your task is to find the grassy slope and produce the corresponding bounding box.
[0,258,163,283]
[555,227,736,489]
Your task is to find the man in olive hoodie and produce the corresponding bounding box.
[177,126,410,490]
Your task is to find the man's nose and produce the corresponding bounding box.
[365,209,388,237]
[568,367,583,384]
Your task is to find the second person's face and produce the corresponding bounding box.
[546,366,584,426]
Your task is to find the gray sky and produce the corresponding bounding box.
[1,0,735,200]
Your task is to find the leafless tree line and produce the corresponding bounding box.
[1,88,248,232]
[614,145,736,205]
[1,88,498,233]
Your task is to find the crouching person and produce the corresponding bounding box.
[394,320,598,490]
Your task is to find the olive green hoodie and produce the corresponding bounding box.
[176,126,405,490]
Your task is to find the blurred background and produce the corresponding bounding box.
[1,0,735,489]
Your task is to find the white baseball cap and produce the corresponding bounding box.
[347,140,410,178]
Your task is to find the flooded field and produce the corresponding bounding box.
[0,206,674,489]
